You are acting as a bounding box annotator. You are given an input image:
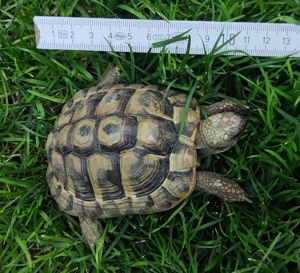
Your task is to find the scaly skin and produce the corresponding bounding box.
[195,171,252,203]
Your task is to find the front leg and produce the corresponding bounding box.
[202,99,249,118]
[195,171,251,202]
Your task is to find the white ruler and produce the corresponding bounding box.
[34,16,300,57]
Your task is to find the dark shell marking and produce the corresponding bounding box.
[46,84,200,219]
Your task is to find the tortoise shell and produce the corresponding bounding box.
[46,84,201,219]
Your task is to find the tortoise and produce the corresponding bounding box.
[46,66,251,244]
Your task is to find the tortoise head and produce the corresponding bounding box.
[195,112,247,158]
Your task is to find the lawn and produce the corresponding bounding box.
[1,0,300,272]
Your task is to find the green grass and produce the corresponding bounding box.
[1,0,300,272]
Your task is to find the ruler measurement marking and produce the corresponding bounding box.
[34,16,300,57]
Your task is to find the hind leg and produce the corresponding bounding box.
[79,217,103,245]
[96,65,120,89]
